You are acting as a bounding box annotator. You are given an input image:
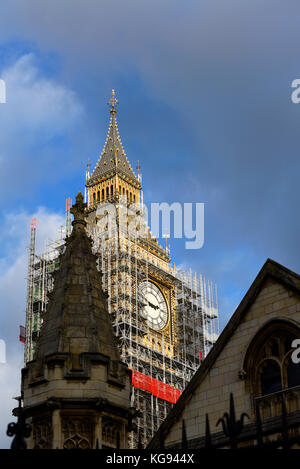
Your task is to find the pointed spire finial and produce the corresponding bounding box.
[70,192,87,231]
[108,89,118,114]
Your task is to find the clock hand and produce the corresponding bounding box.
[139,295,148,307]
[140,294,159,310]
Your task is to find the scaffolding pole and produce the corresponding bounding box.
[25,217,37,363]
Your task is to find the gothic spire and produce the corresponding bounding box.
[35,192,121,366]
[88,90,141,188]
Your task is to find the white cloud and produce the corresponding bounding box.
[1,54,82,135]
[0,53,84,199]
[0,207,64,448]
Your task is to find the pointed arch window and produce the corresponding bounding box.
[242,319,300,397]
[260,360,282,395]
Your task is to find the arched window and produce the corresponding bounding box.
[260,360,282,395]
[97,191,100,202]
[111,185,113,197]
[242,319,300,397]
[93,193,95,206]
[106,187,109,199]
[102,188,104,201]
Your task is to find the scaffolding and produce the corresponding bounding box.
[24,217,36,363]
[24,224,65,362]
[24,197,219,447]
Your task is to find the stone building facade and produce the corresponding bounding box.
[148,259,300,448]
[21,193,134,449]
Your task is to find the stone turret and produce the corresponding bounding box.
[21,192,133,449]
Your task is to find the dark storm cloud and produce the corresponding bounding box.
[0,0,300,319]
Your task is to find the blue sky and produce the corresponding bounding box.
[1,0,300,447]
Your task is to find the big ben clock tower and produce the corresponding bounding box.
[23,91,219,448]
[84,91,219,446]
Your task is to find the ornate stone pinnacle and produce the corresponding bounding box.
[70,192,87,230]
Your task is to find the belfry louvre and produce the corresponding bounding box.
[24,91,219,447]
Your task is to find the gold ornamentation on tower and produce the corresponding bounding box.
[87,90,141,210]
[108,89,118,114]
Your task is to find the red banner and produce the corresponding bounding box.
[131,370,182,404]
[19,325,26,344]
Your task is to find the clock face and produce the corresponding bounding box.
[139,281,169,331]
